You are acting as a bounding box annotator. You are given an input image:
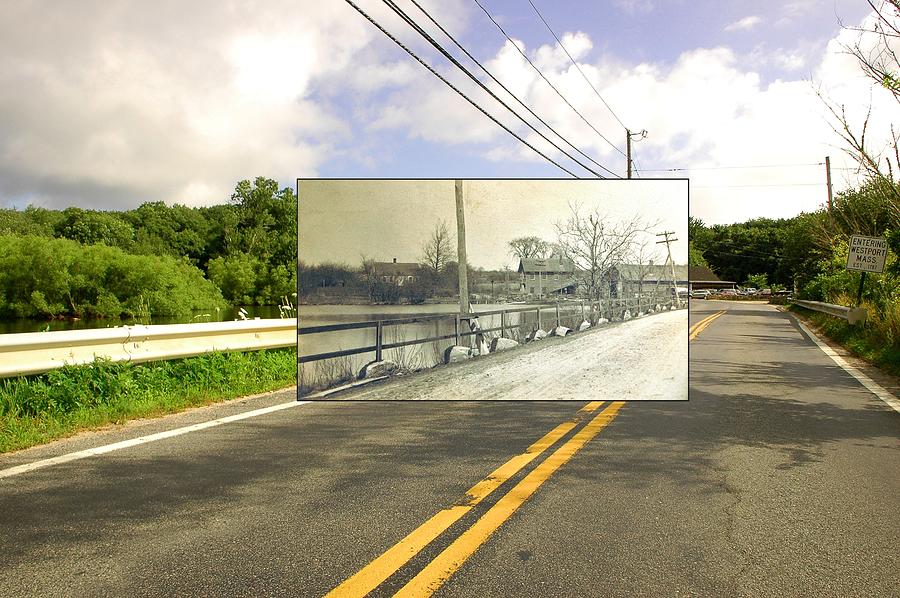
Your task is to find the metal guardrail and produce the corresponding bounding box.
[0,319,298,378]
[299,296,677,364]
[793,300,849,318]
[793,300,867,324]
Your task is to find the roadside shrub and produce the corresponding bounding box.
[0,235,224,318]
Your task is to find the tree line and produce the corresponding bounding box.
[0,177,297,319]
[690,179,899,309]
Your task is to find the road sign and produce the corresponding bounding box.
[846,235,888,273]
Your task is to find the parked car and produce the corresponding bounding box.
[690,289,711,299]
[719,289,738,296]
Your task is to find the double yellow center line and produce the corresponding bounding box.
[326,401,622,597]
[689,309,726,341]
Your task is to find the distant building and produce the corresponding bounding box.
[688,265,736,291]
[374,258,419,286]
[517,257,577,296]
[609,263,690,297]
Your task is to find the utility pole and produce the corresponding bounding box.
[626,129,647,179]
[825,155,833,216]
[656,231,681,308]
[455,180,470,317]
[626,129,632,179]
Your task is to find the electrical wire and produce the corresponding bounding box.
[692,183,823,189]
[643,163,826,172]
[342,0,579,177]
[472,0,627,159]
[405,0,620,178]
[527,0,628,131]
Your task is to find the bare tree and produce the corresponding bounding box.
[420,220,454,274]
[629,240,663,300]
[507,236,551,261]
[821,1,900,217]
[359,254,379,302]
[554,202,654,301]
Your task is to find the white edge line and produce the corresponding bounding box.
[794,317,900,414]
[0,400,310,479]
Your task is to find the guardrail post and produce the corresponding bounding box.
[555,303,560,328]
[537,307,542,331]
[454,315,461,346]
[375,320,383,362]
[500,310,506,338]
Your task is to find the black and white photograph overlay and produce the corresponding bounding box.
[298,178,688,401]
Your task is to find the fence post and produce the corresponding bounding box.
[376,320,383,362]
[500,310,506,339]
[555,303,560,328]
[537,307,542,331]
[454,315,461,346]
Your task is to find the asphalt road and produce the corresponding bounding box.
[1,300,897,597]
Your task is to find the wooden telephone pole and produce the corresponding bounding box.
[656,231,681,308]
[455,180,470,316]
[626,129,647,179]
[825,156,833,215]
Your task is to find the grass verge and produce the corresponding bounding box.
[0,348,297,454]
[789,305,900,378]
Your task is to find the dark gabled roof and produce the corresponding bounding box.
[374,261,419,277]
[688,265,722,282]
[518,257,576,274]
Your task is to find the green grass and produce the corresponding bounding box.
[0,348,297,453]
[790,305,900,378]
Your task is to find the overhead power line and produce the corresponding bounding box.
[400,0,620,177]
[342,0,579,177]
[692,183,823,189]
[472,0,627,159]
[643,163,826,172]
[527,0,628,131]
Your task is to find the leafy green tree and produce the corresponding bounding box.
[745,273,768,289]
[126,202,210,264]
[54,207,135,249]
[0,235,223,318]
[207,252,261,305]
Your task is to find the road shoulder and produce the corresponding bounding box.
[783,307,900,407]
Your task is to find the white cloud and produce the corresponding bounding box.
[724,16,762,32]
[0,0,442,209]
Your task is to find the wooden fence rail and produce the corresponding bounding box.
[298,295,675,365]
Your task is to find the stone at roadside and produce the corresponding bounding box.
[358,360,399,379]
[578,320,591,331]
[551,326,570,336]
[444,345,473,364]
[490,337,519,352]
[526,329,548,342]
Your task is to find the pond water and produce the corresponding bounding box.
[0,305,286,335]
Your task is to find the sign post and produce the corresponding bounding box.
[846,235,888,307]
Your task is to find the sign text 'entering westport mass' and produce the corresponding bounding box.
[846,235,888,274]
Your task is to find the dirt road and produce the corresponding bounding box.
[318,308,688,401]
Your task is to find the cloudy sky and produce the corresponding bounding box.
[0,1,893,225]
[299,179,686,269]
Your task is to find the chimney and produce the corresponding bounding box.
[393,257,397,263]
